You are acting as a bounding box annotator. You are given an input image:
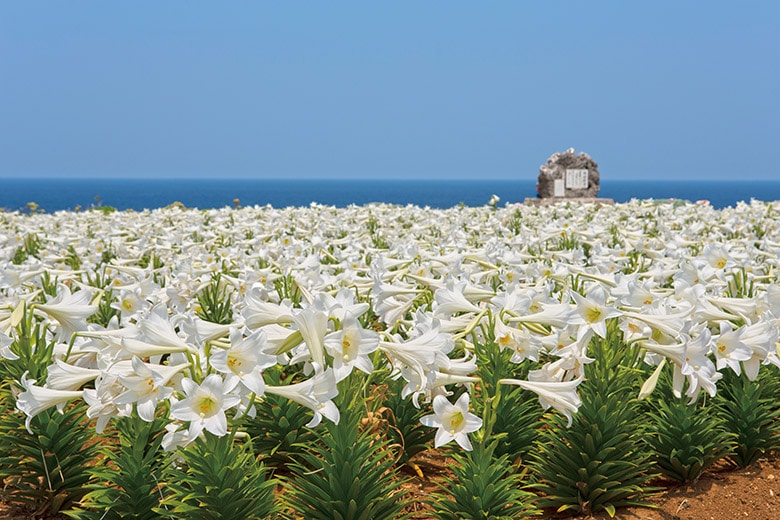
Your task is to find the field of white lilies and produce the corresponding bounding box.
[1,198,779,519]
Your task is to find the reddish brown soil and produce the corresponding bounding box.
[582,455,780,520]
[401,451,780,520]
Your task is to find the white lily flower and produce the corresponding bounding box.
[615,277,661,309]
[674,260,716,287]
[638,358,667,400]
[374,295,417,327]
[739,319,778,380]
[439,351,478,377]
[542,342,595,382]
[493,318,541,363]
[110,286,147,323]
[540,325,579,355]
[0,266,44,292]
[711,321,752,375]
[433,281,482,318]
[621,305,690,341]
[432,372,481,389]
[570,286,622,340]
[35,285,97,341]
[46,358,101,391]
[16,372,84,432]
[762,285,780,319]
[181,317,231,345]
[420,392,483,450]
[292,306,329,368]
[138,305,191,352]
[84,372,132,433]
[264,366,340,427]
[372,278,422,300]
[680,329,722,403]
[323,314,379,382]
[242,287,294,328]
[678,284,741,323]
[379,328,454,392]
[210,328,275,396]
[114,356,188,422]
[507,303,575,329]
[499,373,584,427]
[491,286,536,315]
[170,374,241,440]
[0,329,18,360]
[703,243,735,270]
[639,338,688,368]
[161,421,191,452]
[682,360,722,403]
[312,288,370,322]
[707,295,758,321]
[120,337,192,357]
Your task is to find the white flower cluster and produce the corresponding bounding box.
[2,198,779,450]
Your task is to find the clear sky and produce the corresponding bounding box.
[1,2,778,181]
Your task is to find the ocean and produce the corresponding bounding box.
[2,178,780,212]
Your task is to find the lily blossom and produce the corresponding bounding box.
[493,318,541,363]
[114,356,188,422]
[323,314,379,382]
[711,321,751,375]
[507,303,575,329]
[703,243,735,270]
[312,288,370,322]
[420,392,483,450]
[740,320,778,380]
[170,374,241,440]
[35,285,97,341]
[264,366,340,427]
[46,358,101,391]
[433,281,482,318]
[242,287,294,328]
[0,330,18,361]
[120,337,192,357]
[570,286,622,340]
[499,373,584,427]
[138,305,191,352]
[292,306,329,368]
[379,328,454,395]
[680,329,722,403]
[210,328,275,395]
[161,422,191,452]
[621,305,690,341]
[16,372,84,432]
[84,372,131,433]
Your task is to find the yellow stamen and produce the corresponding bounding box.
[448,411,464,433]
[585,306,603,323]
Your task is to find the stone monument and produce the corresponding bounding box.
[525,148,613,205]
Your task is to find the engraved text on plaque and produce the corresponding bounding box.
[565,169,589,190]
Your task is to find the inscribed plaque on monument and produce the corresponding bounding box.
[553,179,565,197]
[565,169,589,189]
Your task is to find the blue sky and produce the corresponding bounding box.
[1,2,778,181]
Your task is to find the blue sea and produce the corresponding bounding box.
[2,178,780,212]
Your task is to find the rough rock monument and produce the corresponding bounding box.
[525,148,613,205]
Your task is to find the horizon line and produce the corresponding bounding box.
[1,175,778,182]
